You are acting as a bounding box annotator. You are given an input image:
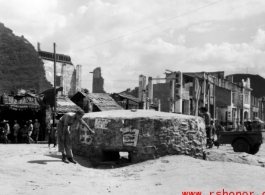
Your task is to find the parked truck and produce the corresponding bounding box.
[219,131,265,154]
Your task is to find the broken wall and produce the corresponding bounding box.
[153,83,171,112]
[92,67,105,93]
[42,59,77,97]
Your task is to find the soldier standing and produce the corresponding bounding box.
[3,120,10,144]
[33,119,40,143]
[27,120,34,144]
[13,120,20,143]
[57,110,94,164]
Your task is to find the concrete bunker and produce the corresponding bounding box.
[71,110,206,164]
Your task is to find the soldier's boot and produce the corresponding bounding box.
[62,154,69,163]
[67,157,77,164]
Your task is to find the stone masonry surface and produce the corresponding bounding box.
[70,110,206,163]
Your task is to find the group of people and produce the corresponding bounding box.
[235,120,253,132]
[0,110,94,165]
[199,107,224,143]
[0,119,40,144]
[199,107,256,147]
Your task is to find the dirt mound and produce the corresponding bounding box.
[206,149,265,167]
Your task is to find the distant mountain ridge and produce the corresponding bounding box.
[227,74,265,98]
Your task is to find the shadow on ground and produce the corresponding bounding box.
[42,151,132,169]
[26,147,134,169]
[28,160,61,164]
[42,151,95,168]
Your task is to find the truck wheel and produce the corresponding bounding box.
[249,144,261,155]
[233,139,250,153]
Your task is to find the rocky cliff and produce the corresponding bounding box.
[0,22,52,94]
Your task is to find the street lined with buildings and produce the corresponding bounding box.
[1,1,265,194]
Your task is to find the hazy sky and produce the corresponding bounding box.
[0,0,265,93]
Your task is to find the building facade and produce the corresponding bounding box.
[140,71,257,125]
[37,43,82,97]
[258,97,265,121]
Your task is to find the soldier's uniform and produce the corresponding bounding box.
[57,113,76,158]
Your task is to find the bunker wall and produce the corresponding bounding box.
[71,116,206,162]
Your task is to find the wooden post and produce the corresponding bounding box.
[139,75,143,109]
[202,73,206,107]
[170,80,175,112]
[242,86,245,121]
[138,75,143,101]
[148,77,153,104]
[142,76,147,110]
[213,79,216,120]
[174,71,183,114]
[126,99,129,110]
[53,43,56,126]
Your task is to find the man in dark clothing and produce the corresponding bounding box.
[33,119,40,143]
[200,107,211,139]
[246,121,253,131]
[2,120,10,144]
[215,120,225,142]
[13,120,20,143]
[27,120,34,144]
[21,125,28,143]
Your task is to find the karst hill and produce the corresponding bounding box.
[0,22,51,94]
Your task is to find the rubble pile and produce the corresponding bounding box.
[206,150,265,167]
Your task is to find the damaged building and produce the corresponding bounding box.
[37,43,82,98]
[71,92,123,112]
[0,90,47,141]
[92,67,105,93]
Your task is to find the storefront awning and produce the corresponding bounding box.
[0,93,42,111]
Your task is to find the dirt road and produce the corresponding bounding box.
[207,143,265,167]
[1,144,265,195]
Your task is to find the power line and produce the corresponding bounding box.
[75,0,223,52]
[82,79,138,81]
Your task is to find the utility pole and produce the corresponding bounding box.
[147,77,153,110]
[53,43,57,126]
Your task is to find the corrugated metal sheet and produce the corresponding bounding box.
[75,91,87,97]
[118,93,139,103]
[57,97,82,114]
[87,93,124,111]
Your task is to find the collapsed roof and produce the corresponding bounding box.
[56,96,82,114]
[87,93,123,111]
